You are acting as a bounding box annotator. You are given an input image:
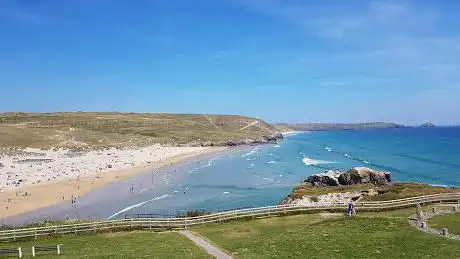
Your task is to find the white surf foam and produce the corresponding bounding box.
[246,157,256,161]
[248,163,255,168]
[302,156,335,166]
[263,177,274,182]
[363,160,370,164]
[107,194,170,219]
[266,160,278,164]
[273,144,280,148]
[429,183,449,188]
[241,146,261,157]
[344,153,351,158]
[325,147,332,152]
[223,191,230,195]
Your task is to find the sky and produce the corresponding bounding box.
[1,0,460,125]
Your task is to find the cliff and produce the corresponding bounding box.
[274,122,405,131]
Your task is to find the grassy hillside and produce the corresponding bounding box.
[275,122,405,131]
[193,212,460,258]
[271,123,295,132]
[0,112,282,151]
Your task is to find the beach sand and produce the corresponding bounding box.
[0,146,226,219]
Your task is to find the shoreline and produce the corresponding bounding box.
[281,131,303,137]
[0,146,227,220]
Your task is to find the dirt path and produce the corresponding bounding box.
[179,230,233,259]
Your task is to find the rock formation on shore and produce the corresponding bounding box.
[305,167,391,187]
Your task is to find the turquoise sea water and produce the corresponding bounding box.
[7,127,460,224]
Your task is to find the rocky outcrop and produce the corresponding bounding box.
[306,167,391,187]
[306,171,341,186]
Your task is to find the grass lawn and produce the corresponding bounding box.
[193,213,460,258]
[428,213,460,235]
[0,231,211,258]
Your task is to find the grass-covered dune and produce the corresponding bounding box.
[0,112,282,151]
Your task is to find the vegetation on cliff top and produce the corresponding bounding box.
[0,112,281,151]
[285,182,460,201]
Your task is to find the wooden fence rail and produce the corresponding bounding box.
[1,193,459,242]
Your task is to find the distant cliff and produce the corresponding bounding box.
[0,112,282,151]
[419,122,436,128]
[274,122,405,131]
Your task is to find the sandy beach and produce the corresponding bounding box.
[0,145,226,219]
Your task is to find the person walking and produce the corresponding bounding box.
[347,201,355,216]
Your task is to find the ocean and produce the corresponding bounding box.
[7,127,460,224]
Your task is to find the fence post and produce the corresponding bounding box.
[442,228,448,236]
[416,203,423,221]
[57,244,62,255]
[421,222,427,229]
[184,217,187,229]
[32,246,35,257]
[453,206,458,212]
[13,229,16,241]
[18,247,22,258]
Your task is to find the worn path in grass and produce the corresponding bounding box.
[180,230,233,259]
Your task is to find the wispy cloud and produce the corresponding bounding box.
[233,0,460,90]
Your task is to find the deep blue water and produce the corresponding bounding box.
[7,127,460,224]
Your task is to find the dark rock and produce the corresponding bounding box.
[306,171,341,187]
[308,167,391,187]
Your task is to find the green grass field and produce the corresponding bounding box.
[2,207,459,258]
[0,231,210,258]
[428,213,460,235]
[193,211,460,258]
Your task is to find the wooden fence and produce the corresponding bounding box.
[1,193,459,242]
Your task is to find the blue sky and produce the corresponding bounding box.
[1,0,460,125]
